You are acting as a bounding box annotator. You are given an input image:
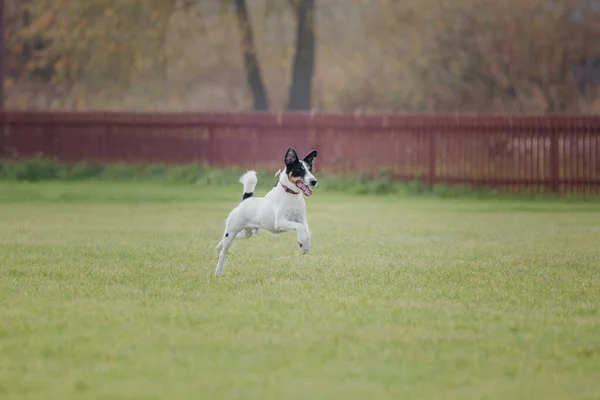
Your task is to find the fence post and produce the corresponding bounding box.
[428,129,436,188]
[44,122,55,159]
[308,113,317,152]
[550,125,559,194]
[206,127,214,167]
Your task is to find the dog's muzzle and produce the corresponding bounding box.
[296,181,313,196]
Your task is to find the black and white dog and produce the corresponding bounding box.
[215,147,318,276]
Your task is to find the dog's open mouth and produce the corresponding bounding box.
[295,181,313,196]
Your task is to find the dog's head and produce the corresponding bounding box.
[283,147,318,196]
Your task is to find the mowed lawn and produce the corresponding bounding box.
[1,182,599,400]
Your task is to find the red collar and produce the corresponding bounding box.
[279,182,300,195]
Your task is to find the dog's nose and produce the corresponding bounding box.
[310,179,318,187]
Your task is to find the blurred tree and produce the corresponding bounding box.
[418,0,595,113]
[0,0,4,109]
[233,0,269,110]
[12,0,599,114]
[232,0,316,111]
[6,0,172,90]
[5,0,320,111]
[367,0,600,113]
[287,0,315,110]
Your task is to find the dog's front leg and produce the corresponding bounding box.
[274,219,309,254]
[301,221,311,255]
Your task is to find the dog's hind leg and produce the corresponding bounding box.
[215,229,240,276]
[215,211,246,276]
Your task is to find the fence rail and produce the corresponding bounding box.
[1,111,600,194]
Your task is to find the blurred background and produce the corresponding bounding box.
[5,0,600,114]
[1,0,599,195]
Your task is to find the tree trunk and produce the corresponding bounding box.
[0,0,4,109]
[287,0,315,111]
[234,0,269,110]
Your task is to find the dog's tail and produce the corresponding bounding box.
[239,170,258,201]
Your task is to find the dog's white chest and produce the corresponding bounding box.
[283,207,305,223]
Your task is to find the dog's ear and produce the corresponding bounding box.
[303,150,318,166]
[284,147,299,165]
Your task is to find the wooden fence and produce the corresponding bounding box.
[1,111,600,194]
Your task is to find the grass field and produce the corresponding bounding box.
[1,181,600,400]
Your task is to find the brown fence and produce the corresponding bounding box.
[1,111,600,194]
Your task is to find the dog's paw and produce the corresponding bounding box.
[298,241,310,255]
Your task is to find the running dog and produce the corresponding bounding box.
[214,147,318,276]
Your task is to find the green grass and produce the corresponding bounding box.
[5,157,600,201]
[1,181,599,400]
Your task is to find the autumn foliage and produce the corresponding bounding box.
[5,0,600,113]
